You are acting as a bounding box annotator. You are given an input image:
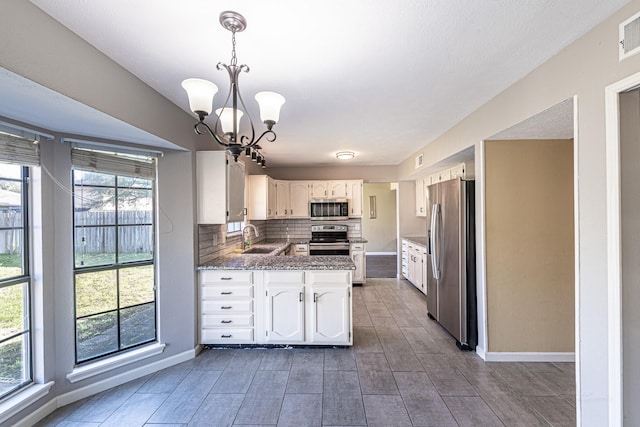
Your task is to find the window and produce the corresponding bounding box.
[0,164,31,399]
[72,160,156,363]
[226,221,244,235]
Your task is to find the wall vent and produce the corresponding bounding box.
[415,153,424,169]
[620,11,640,61]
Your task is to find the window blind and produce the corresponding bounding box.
[71,147,156,179]
[0,131,40,166]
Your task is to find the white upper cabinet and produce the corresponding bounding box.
[196,151,245,224]
[275,180,290,218]
[247,175,276,220]
[346,180,363,218]
[328,181,347,198]
[310,182,329,199]
[289,181,311,218]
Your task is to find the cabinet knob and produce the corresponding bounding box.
[313,292,318,303]
[221,320,232,324]
[221,334,232,338]
[220,306,232,309]
[220,291,232,295]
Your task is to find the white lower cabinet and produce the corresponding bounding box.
[200,269,352,346]
[350,243,366,284]
[308,271,351,344]
[200,270,256,344]
[401,239,427,295]
[264,271,305,343]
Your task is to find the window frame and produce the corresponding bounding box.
[0,165,32,400]
[71,169,157,365]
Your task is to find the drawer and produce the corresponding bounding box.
[201,285,253,299]
[264,271,305,284]
[200,270,253,285]
[202,300,253,314]
[202,314,254,328]
[350,243,365,250]
[201,328,254,343]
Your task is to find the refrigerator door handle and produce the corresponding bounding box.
[430,203,441,280]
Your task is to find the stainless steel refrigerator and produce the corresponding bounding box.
[426,178,477,350]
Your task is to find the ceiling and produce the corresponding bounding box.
[11,0,629,166]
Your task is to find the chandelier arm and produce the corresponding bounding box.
[252,129,277,146]
[232,64,256,146]
[194,121,229,147]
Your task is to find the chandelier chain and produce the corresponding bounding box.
[230,29,238,66]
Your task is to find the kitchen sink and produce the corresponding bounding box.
[242,247,277,255]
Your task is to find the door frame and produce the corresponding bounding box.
[605,71,640,427]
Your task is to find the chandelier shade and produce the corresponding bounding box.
[215,108,244,135]
[255,92,286,127]
[181,79,218,117]
[181,11,285,166]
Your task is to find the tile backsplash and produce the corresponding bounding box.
[198,218,361,264]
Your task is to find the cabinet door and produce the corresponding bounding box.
[227,156,246,223]
[351,250,365,283]
[267,177,277,219]
[328,181,347,198]
[309,285,350,344]
[265,284,305,342]
[247,175,268,220]
[346,180,363,217]
[275,180,290,218]
[264,271,305,343]
[289,181,310,218]
[310,182,328,199]
[196,151,227,224]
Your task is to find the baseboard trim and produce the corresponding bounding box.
[58,346,198,406]
[15,346,199,426]
[484,352,575,362]
[475,345,487,360]
[1,382,55,426]
[366,252,397,256]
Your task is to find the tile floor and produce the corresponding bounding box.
[35,278,576,426]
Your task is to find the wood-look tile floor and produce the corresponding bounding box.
[36,278,576,426]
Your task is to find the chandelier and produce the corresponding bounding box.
[182,11,285,168]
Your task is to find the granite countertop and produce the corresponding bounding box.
[403,235,427,247]
[199,255,355,270]
[198,241,355,270]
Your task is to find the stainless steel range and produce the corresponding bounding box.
[309,224,350,256]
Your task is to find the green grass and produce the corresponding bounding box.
[1,253,156,364]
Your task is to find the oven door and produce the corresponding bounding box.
[309,244,350,256]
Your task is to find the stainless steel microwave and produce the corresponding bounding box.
[309,198,349,220]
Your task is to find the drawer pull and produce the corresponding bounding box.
[220,277,233,281]
[221,320,232,324]
[220,291,232,295]
[220,306,232,309]
[221,334,232,338]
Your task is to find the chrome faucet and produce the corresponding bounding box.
[242,224,259,250]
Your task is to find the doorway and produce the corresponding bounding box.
[361,182,397,278]
[605,73,640,426]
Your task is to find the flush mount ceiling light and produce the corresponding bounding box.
[336,151,355,160]
[182,11,285,168]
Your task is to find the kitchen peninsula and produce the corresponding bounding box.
[198,242,355,347]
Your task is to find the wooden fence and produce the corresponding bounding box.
[0,210,153,254]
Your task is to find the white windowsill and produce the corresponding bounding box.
[0,381,55,425]
[66,343,166,384]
